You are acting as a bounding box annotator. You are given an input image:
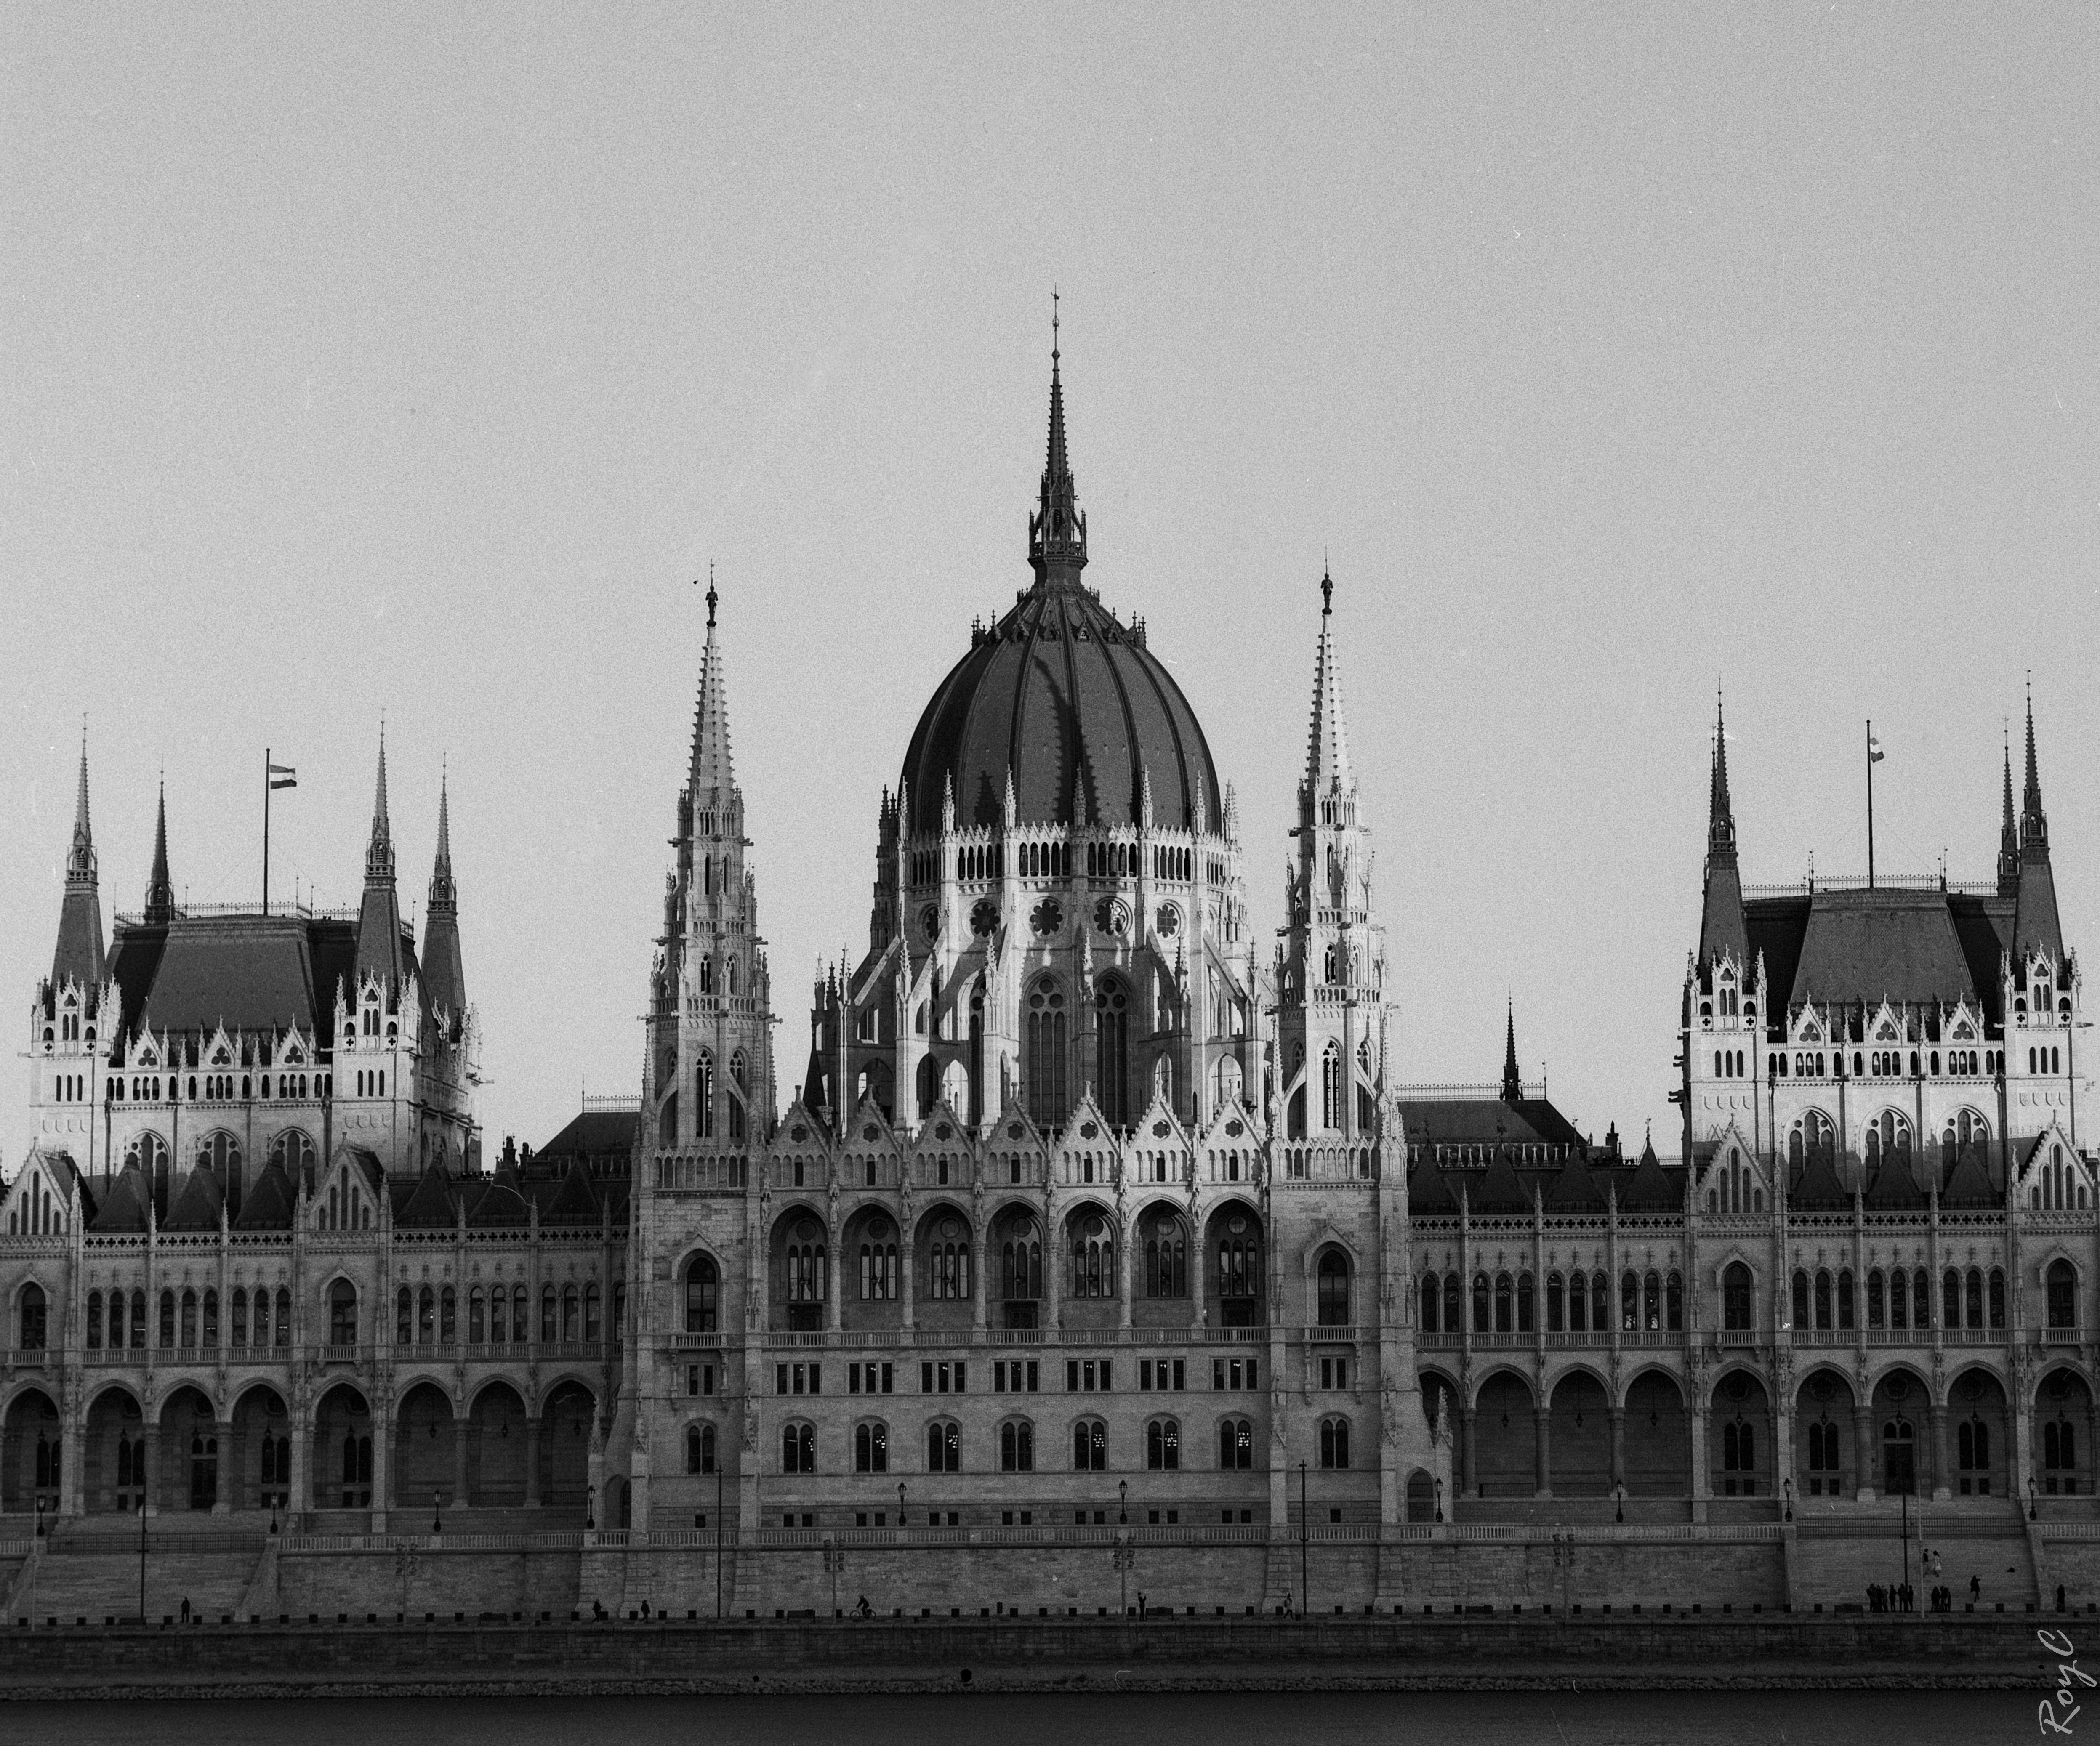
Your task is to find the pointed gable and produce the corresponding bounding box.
[235,1161,295,1230]
[1790,1148,1852,1211]
[1940,1149,1998,1209]
[543,1157,600,1225]
[89,1167,151,1233]
[1865,1159,1927,1210]
[468,1167,530,1227]
[1470,1151,1533,1215]
[1406,1159,1459,1214]
[1620,1147,1682,1213]
[398,1166,458,1229]
[164,1165,224,1231]
[1546,1153,1608,1212]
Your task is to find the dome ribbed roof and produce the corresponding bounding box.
[898,342,1221,838]
[900,585,1221,836]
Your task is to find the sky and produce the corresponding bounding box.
[5,5,2097,1161]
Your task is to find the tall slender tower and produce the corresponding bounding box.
[423,774,466,1020]
[354,732,405,991]
[1274,569,1387,1140]
[51,736,105,990]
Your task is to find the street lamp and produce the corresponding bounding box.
[1433,1475,1444,1525]
[1614,1484,1625,1525]
[1299,1460,1309,1616]
[34,1496,45,1541]
[586,1483,596,1531]
[898,1481,907,1526]
[1118,1479,1128,1526]
[2030,1477,2039,1522]
[1783,1477,1794,1524]
[432,1487,442,1536]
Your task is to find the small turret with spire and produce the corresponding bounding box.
[1997,727,2020,897]
[1501,1002,1522,1103]
[51,729,106,990]
[1027,292,1088,584]
[1695,694,1747,967]
[2012,686,2065,963]
[423,771,466,1019]
[143,779,175,925]
[354,729,405,990]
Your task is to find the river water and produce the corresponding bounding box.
[3,1690,2031,1745]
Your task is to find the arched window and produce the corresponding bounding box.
[1472,1272,1491,1332]
[1146,1418,1180,1470]
[926,1419,961,1473]
[1566,1270,1589,1333]
[1621,1270,1639,1332]
[1001,1420,1035,1472]
[925,1218,970,1300]
[860,1216,900,1300]
[17,1283,46,1350]
[1069,1212,1114,1298]
[854,1422,889,1473]
[781,1422,815,1474]
[1445,1274,1464,1335]
[1001,1220,1043,1304]
[783,1219,828,1307]
[1144,1212,1189,1299]
[686,1424,716,1475]
[694,1052,715,1140]
[1316,1251,1350,1326]
[2048,1260,2077,1330]
[328,1279,357,1346]
[1544,1272,1564,1332]
[1665,1270,1684,1331]
[1788,1110,1834,1170]
[1095,978,1129,1127]
[1219,1417,1253,1470]
[1320,1042,1342,1131]
[1026,978,1069,1130]
[85,1289,104,1350]
[267,1128,316,1182]
[1863,1109,1912,1171]
[1073,1417,1107,1472]
[1319,1416,1351,1470]
[1493,1272,1514,1334]
[1419,1273,1441,1334]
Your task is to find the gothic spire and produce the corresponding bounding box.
[1501,1000,1522,1103]
[1027,296,1087,582]
[143,779,174,924]
[1997,727,2020,896]
[51,727,106,989]
[689,582,737,807]
[365,727,395,884]
[423,769,466,1018]
[1302,565,1356,803]
[1695,696,1748,967]
[2013,686,2064,962]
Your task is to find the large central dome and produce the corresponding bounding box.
[897,350,1222,838]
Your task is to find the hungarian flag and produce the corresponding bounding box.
[269,763,298,791]
[1869,735,1884,764]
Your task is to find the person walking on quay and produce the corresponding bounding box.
[180,1596,191,1624]
[1970,1574,1981,1608]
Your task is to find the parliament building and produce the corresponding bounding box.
[1,347,2092,1620]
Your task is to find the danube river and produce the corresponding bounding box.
[5,1690,2031,1744]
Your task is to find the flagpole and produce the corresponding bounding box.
[1866,719,1875,890]
[263,747,272,916]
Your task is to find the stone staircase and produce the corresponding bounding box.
[11,1523,267,1624]
[1788,1504,2037,1613]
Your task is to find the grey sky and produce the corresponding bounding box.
[5,5,2096,1157]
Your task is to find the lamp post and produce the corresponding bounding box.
[1433,1475,1444,1525]
[2031,1477,2040,1523]
[1614,1483,1625,1525]
[34,1496,45,1541]
[1114,1534,1135,1616]
[1299,1460,1309,1617]
[822,1536,845,1618]
[432,1487,442,1537]
[1118,1478,1127,1526]
[898,1481,907,1528]
[137,1495,147,1623]
[716,1462,724,1622]
[586,1483,596,1532]
[1783,1477,1793,1523]
[269,1498,279,1538]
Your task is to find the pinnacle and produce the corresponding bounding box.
[689,593,737,804]
[365,728,396,885]
[1304,573,1355,796]
[65,727,95,886]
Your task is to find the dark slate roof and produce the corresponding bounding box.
[1789,1151,1852,1211]
[541,1159,600,1224]
[89,1168,151,1233]
[1469,1153,1533,1214]
[107,913,361,1044]
[235,1162,295,1230]
[1747,887,2015,1018]
[1619,1150,1682,1213]
[1865,1160,1927,1210]
[1546,1154,1608,1212]
[397,1167,458,1229]
[897,577,1222,834]
[468,1170,530,1226]
[164,1165,224,1231]
[1405,1163,1459,1214]
[1396,1096,1586,1151]
[538,1109,639,1161]
[1941,1151,1999,1208]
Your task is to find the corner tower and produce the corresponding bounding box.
[1275,570,1388,1141]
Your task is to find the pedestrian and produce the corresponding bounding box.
[1137,1590,1147,1620]
[180,1596,191,1624]
[1970,1573,1981,1608]
[2059,1584,2068,1613]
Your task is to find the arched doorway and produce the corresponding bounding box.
[2038,1369,2094,1497]
[1624,1372,1690,1496]
[1405,1467,1437,1523]
[1948,1369,2008,1497]
[313,1384,374,1513]
[1,1388,61,1515]
[1547,1371,1611,1495]
[469,1382,529,1507]
[1795,1369,1856,1499]
[539,1382,594,1517]
[397,1380,459,1509]
[84,1387,145,1514]
[1473,1373,1537,1497]
[230,1385,291,1514]
[160,1385,219,1512]
[1871,1369,1932,1498]
[1709,1370,1770,1498]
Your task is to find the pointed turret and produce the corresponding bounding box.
[1997,730,2020,897]
[423,772,466,1018]
[689,578,736,804]
[51,731,106,989]
[143,780,175,925]
[1303,566,1355,801]
[1026,298,1087,584]
[1501,1002,1522,1103]
[354,730,405,989]
[1696,696,1748,966]
[2012,688,2064,962]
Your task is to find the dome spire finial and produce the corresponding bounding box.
[1028,295,1086,584]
